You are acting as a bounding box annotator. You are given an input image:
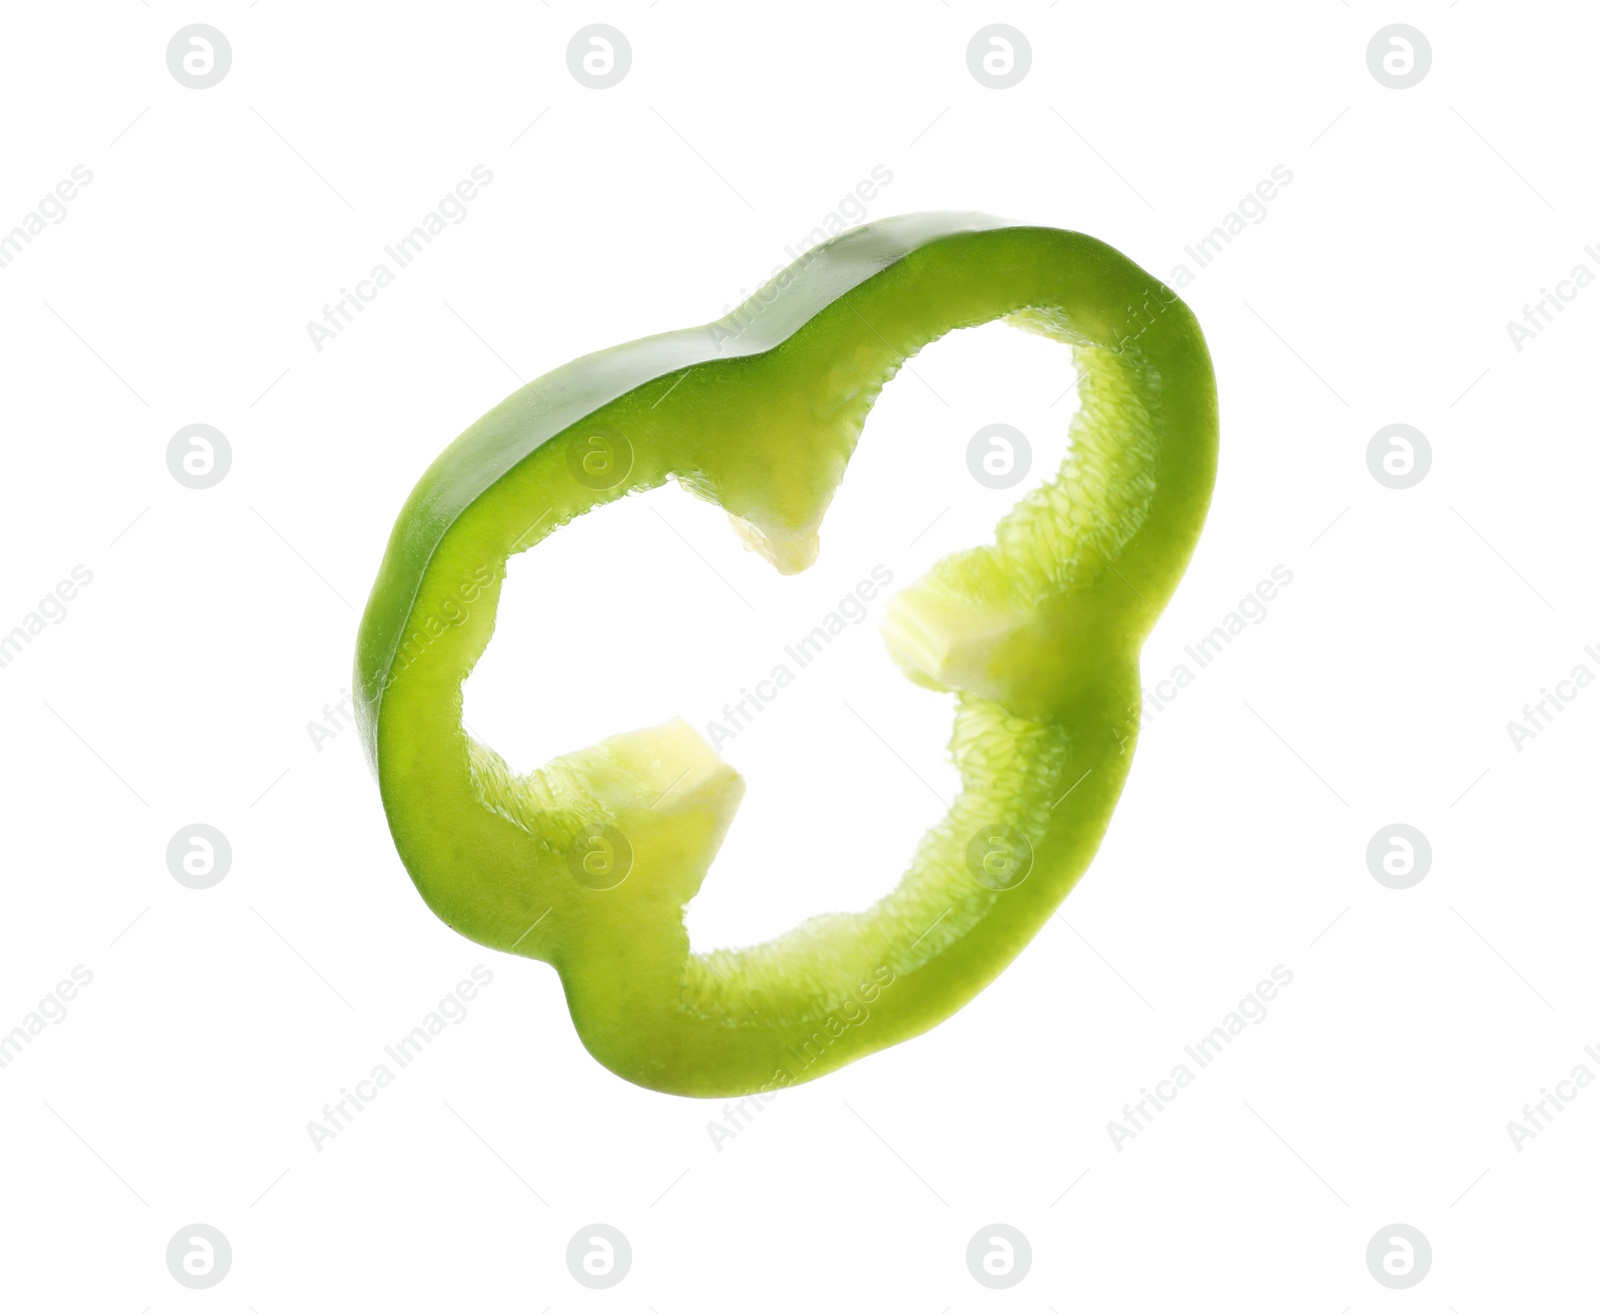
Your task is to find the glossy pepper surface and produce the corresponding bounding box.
[355,213,1218,1096]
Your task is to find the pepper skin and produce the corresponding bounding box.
[355,213,1218,1097]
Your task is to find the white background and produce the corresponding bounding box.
[1,2,1594,1309]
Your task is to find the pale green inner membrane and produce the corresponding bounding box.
[459,328,1159,1026]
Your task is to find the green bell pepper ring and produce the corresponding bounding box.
[354,212,1217,1097]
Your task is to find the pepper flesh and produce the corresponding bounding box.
[355,213,1217,1097]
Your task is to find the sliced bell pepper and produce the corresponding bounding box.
[355,212,1217,1097]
